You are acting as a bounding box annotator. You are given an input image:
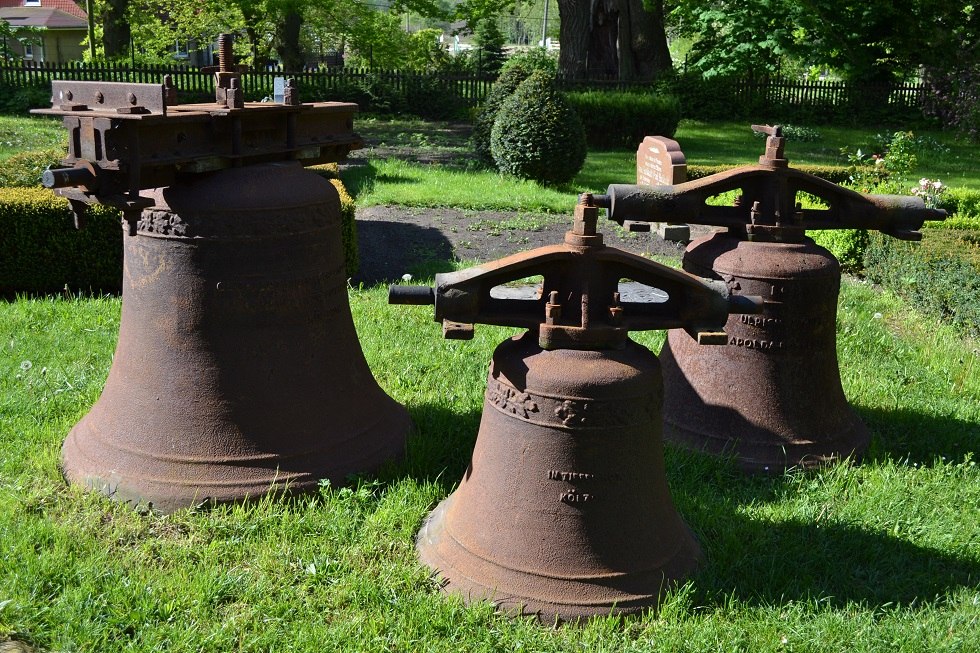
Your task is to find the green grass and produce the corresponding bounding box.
[0,116,64,163]
[342,158,589,213]
[342,119,979,212]
[2,278,978,651]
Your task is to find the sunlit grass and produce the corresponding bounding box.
[1,277,978,651]
[0,115,64,162]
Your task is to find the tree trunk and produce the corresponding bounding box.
[275,10,305,72]
[588,0,619,77]
[557,0,591,78]
[620,0,672,80]
[102,0,130,59]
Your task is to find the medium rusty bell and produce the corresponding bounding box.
[659,231,870,472]
[391,197,762,621]
[62,163,410,512]
[417,331,702,620]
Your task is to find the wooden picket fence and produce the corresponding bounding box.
[0,61,497,104]
[0,62,927,113]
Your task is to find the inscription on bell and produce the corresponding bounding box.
[741,315,783,327]
[729,336,785,350]
[548,470,595,481]
[560,491,594,504]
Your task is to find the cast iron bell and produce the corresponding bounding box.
[599,125,946,472]
[34,59,410,512]
[389,195,761,621]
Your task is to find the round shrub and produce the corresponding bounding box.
[490,71,587,186]
[472,52,558,165]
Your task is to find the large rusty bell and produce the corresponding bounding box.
[34,66,410,512]
[389,195,761,621]
[600,125,946,472]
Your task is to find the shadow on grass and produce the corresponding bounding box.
[382,401,482,495]
[351,220,456,286]
[859,405,980,468]
[689,507,980,608]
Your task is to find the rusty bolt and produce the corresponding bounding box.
[218,34,233,73]
[545,290,562,325]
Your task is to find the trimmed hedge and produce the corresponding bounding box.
[565,90,681,149]
[330,178,359,278]
[864,229,980,337]
[0,176,359,296]
[809,229,870,274]
[0,187,124,295]
[685,163,850,184]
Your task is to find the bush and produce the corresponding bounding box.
[490,71,587,186]
[472,53,557,165]
[564,91,681,149]
[0,83,51,114]
[0,176,360,294]
[0,148,64,187]
[685,163,850,184]
[864,229,980,337]
[809,229,870,274]
[329,178,359,278]
[936,188,980,226]
[0,187,123,295]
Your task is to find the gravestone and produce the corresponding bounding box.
[635,136,690,242]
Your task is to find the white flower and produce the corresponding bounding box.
[919,178,930,187]
[401,273,412,282]
[19,360,32,371]
[933,180,943,190]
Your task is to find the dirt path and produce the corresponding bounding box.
[351,204,703,285]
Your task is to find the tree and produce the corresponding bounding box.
[558,0,672,80]
[474,17,506,75]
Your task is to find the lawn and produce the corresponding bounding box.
[346,117,980,212]
[1,279,978,651]
[0,115,64,162]
[1,112,979,650]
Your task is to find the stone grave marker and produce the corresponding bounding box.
[634,136,690,241]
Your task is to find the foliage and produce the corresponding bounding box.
[937,188,980,225]
[0,148,64,187]
[565,91,681,149]
[330,178,359,278]
[471,58,551,165]
[0,177,360,294]
[499,48,558,77]
[910,178,948,210]
[0,84,53,114]
[473,18,506,76]
[839,131,920,194]
[0,188,123,295]
[671,0,971,87]
[751,124,822,142]
[923,61,980,143]
[490,71,587,185]
[809,229,870,274]
[686,163,850,185]
[864,229,980,337]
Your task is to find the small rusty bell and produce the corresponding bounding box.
[599,125,946,472]
[390,196,762,621]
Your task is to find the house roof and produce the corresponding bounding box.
[0,6,87,29]
[0,0,86,21]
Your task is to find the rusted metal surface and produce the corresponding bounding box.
[45,35,409,512]
[391,196,762,621]
[61,163,410,513]
[596,125,945,472]
[659,231,870,472]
